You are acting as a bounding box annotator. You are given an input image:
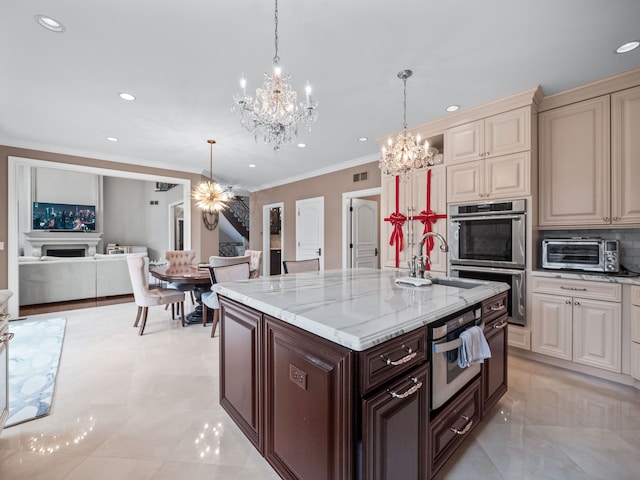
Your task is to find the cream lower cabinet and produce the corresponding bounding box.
[531,277,622,373]
[447,151,530,203]
[631,286,640,380]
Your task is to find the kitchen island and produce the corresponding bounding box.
[213,268,509,480]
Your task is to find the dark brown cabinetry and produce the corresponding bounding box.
[363,363,429,480]
[219,297,263,452]
[264,316,354,480]
[481,292,508,416]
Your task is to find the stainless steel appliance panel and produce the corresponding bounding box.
[542,238,619,273]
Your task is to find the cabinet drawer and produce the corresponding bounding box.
[631,286,640,307]
[632,305,640,343]
[531,277,621,302]
[359,327,427,394]
[430,377,481,476]
[482,292,508,324]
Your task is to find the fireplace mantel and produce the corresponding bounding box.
[24,231,103,257]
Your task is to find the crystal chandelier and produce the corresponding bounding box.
[192,140,229,213]
[379,70,431,176]
[232,0,318,151]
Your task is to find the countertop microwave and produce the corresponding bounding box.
[542,238,620,273]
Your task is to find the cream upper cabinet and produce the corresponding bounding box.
[539,95,611,227]
[611,85,640,225]
[447,151,530,203]
[445,107,531,165]
[380,166,448,273]
[530,277,622,373]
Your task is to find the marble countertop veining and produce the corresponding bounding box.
[212,268,509,351]
[531,269,640,285]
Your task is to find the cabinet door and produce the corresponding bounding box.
[264,317,353,480]
[381,173,410,269]
[632,342,640,381]
[539,96,611,226]
[219,297,263,452]
[0,321,8,430]
[444,120,483,164]
[447,160,484,203]
[531,293,573,360]
[611,85,640,225]
[632,305,640,343]
[482,314,508,416]
[412,165,448,273]
[572,298,621,372]
[484,151,530,200]
[484,107,531,158]
[362,363,429,480]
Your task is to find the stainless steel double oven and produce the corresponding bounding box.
[449,199,526,326]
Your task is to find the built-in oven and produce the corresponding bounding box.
[429,306,483,410]
[450,265,526,326]
[449,199,526,269]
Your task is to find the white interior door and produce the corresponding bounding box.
[296,197,324,269]
[350,198,378,268]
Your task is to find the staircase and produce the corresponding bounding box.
[222,196,249,242]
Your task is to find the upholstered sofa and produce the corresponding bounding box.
[18,254,149,306]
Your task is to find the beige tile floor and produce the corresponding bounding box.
[1,302,639,479]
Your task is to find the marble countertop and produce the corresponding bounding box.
[532,269,640,285]
[212,268,509,351]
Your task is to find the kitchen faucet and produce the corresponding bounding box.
[409,232,449,278]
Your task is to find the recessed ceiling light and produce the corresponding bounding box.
[249,164,256,168]
[34,15,65,33]
[119,92,136,101]
[106,137,119,142]
[616,41,639,54]
[446,105,460,112]
[297,143,306,148]
[357,137,368,142]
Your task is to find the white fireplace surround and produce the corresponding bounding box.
[24,231,103,257]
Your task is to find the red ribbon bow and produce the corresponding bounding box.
[386,212,407,252]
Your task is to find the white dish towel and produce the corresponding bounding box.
[458,325,491,368]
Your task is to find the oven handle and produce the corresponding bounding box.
[451,214,524,222]
[450,265,526,276]
[433,338,462,354]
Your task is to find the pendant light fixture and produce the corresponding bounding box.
[232,0,318,151]
[379,70,431,176]
[192,140,228,229]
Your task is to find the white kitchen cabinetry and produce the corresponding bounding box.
[380,165,447,273]
[0,291,12,431]
[539,86,640,227]
[531,277,622,373]
[444,108,531,164]
[611,85,640,225]
[447,151,530,203]
[631,286,640,380]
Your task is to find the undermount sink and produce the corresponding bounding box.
[429,277,483,289]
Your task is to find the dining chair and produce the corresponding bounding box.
[165,249,197,305]
[200,254,251,328]
[282,258,320,274]
[245,249,263,278]
[126,254,185,335]
[202,262,251,337]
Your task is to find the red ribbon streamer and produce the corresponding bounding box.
[412,169,446,270]
[383,176,405,267]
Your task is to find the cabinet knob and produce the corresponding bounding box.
[574,301,580,306]
[603,217,609,222]
[485,152,490,156]
[565,300,571,304]
[613,217,620,221]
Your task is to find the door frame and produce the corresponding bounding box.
[168,200,185,251]
[262,202,284,276]
[341,187,381,269]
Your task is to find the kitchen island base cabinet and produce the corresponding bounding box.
[430,377,481,477]
[264,317,354,480]
[219,297,263,452]
[363,363,429,480]
[481,292,509,416]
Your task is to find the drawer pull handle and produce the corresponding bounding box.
[380,346,417,366]
[493,320,508,329]
[387,377,422,399]
[560,286,587,292]
[450,416,474,435]
[0,332,15,343]
[490,304,506,311]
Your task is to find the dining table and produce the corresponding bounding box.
[149,263,212,325]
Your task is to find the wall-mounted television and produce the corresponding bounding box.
[32,202,96,231]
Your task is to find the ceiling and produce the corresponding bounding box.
[2,1,639,193]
